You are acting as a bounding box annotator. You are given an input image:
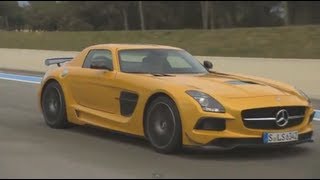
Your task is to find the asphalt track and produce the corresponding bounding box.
[1,78,320,178]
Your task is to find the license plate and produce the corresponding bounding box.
[263,131,298,144]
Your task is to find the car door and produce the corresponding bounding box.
[68,49,118,114]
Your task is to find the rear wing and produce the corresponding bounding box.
[45,57,74,67]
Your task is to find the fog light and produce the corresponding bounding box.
[194,117,226,131]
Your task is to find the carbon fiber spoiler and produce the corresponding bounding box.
[45,57,73,67]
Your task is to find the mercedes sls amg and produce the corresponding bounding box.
[39,44,314,153]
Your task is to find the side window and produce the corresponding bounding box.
[83,49,113,70]
[167,56,192,68]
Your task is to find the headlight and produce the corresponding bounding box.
[186,90,225,113]
[296,88,311,105]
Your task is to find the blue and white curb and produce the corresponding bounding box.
[314,110,320,121]
[0,72,42,84]
[0,72,320,121]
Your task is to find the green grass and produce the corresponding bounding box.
[0,25,319,59]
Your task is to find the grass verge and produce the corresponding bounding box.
[0,25,319,59]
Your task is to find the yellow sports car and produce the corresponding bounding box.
[39,44,314,153]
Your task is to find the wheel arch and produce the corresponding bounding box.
[40,78,63,111]
[41,78,60,97]
[142,91,179,137]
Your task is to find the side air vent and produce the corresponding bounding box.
[119,91,139,117]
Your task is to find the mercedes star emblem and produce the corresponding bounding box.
[275,109,289,127]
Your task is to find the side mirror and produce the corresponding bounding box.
[203,60,213,70]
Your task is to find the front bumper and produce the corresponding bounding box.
[179,95,314,147]
[200,131,313,149]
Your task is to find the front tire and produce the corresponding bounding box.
[41,81,70,129]
[145,96,182,154]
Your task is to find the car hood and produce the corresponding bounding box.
[153,72,297,98]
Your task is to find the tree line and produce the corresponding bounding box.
[0,1,319,31]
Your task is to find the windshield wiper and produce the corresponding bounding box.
[124,71,175,76]
[125,71,148,74]
[151,73,175,77]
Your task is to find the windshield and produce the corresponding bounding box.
[118,49,208,74]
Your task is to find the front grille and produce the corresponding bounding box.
[242,106,306,129]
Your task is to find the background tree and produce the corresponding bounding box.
[0,1,319,31]
[138,1,145,30]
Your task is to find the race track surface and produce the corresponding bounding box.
[0,79,319,178]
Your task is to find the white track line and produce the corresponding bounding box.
[0,77,40,84]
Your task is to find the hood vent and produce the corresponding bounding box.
[225,80,261,85]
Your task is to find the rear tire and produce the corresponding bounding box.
[41,81,71,129]
[145,96,182,154]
